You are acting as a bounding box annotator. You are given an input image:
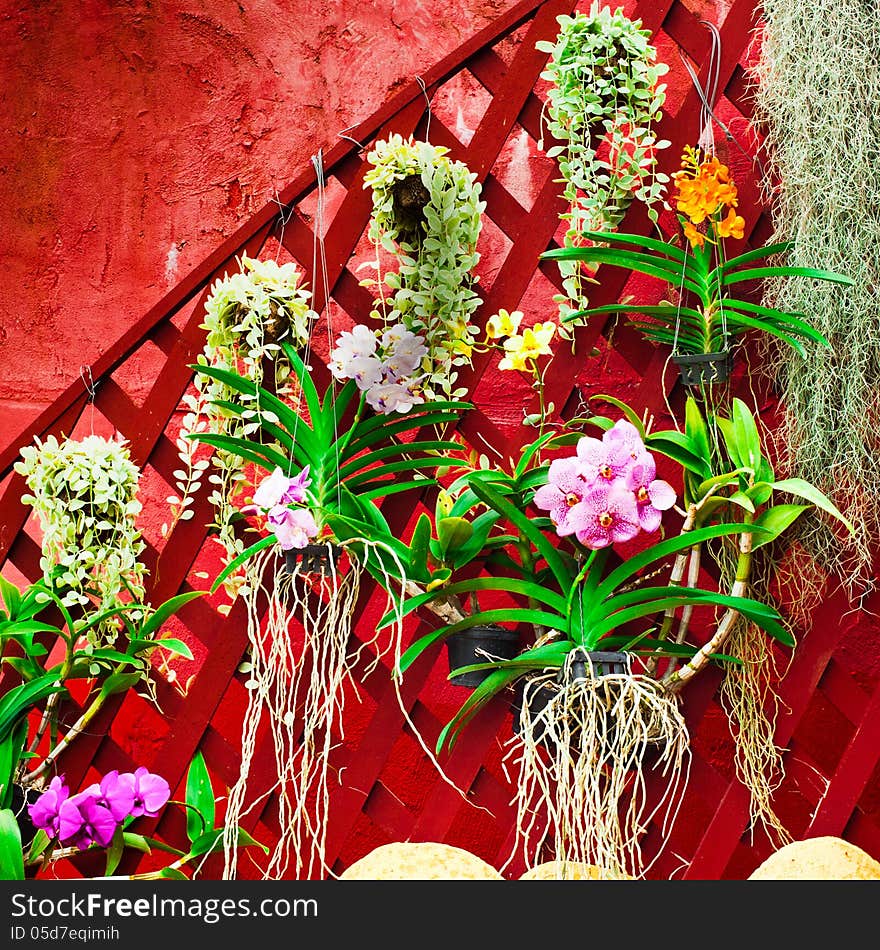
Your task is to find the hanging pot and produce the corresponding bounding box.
[446,624,520,688]
[672,350,732,386]
[284,543,343,576]
[511,649,629,741]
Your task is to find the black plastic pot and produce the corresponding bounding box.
[673,351,732,386]
[284,543,342,576]
[511,649,629,740]
[445,624,520,687]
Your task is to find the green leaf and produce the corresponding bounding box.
[210,534,277,593]
[436,517,474,558]
[105,825,126,876]
[437,666,524,754]
[98,672,143,701]
[0,809,24,880]
[588,395,646,435]
[770,478,855,533]
[128,637,194,661]
[121,832,153,854]
[0,575,21,617]
[185,751,215,844]
[752,505,810,548]
[159,867,190,880]
[138,590,205,641]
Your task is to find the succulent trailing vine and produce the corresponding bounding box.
[536,3,670,321]
[169,256,315,570]
[363,134,485,400]
[15,434,146,642]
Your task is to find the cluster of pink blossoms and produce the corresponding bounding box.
[245,466,318,550]
[534,419,676,550]
[28,768,170,851]
[330,323,427,414]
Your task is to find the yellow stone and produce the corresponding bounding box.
[748,836,880,880]
[519,862,633,880]
[338,842,503,880]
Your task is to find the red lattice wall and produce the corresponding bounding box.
[3,0,880,880]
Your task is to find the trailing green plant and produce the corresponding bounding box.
[541,147,852,381]
[168,255,316,558]
[363,134,485,400]
[15,434,146,638]
[536,3,670,320]
[752,0,880,593]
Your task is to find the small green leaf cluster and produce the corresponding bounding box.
[15,434,146,636]
[364,134,486,399]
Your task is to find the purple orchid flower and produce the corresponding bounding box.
[97,770,137,823]
[576,419,646,484]
[267,505,319,550]
[126,767,171,819]
[568,481,642,550]
[626,454,677,532]
[58,786,117,850]
[533,458,590,536]
[250,466,312,511]
[27,775,69,838]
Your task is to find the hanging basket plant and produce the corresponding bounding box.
[363,134,485,400]
[169,255,316,581]
[536,3,671,320]
[15,434,147,628]
[192,328,471,879]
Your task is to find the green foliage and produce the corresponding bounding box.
[536,3,670,319]
[542,227,851,358]
[363,134,485,399]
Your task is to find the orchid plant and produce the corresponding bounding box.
[1,753,265,880]
[541,146,853,380]
[189,328,470,880]
[367,388,851,878]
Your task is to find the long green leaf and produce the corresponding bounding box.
[722,265,854,287]
[210,534,277,593]
[138,590,205,640]
[771,478,854,532]
[185,751,215,844]
[468,480,570,591]
[0,810,24,880]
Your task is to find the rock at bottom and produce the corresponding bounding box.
[339,842,503,880]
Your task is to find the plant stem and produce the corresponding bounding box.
[663,526,754,693]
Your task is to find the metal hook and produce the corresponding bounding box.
[416,75,433,142]
[79,364,98,402]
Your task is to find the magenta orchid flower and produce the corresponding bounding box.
[27,775,69,838]
[58,787,117,850]
[567,481,642,550]
[533,458,590,536]
[267,505,319,550]
[98,770,137,823]
[576,419,646,483]
[126,767,171,819]
[626,455,677,532]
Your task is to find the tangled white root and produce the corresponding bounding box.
[221,539,405,880]
[503,655,691,880]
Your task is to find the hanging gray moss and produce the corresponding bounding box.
[753,0,880,595]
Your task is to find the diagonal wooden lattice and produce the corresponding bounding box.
[2,0,879,880]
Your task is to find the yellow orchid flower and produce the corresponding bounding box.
[486,308,524,340]
[498,322,556,371]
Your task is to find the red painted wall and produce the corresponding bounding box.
[0,0,517,452]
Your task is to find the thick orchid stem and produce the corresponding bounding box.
[664,529,753,693]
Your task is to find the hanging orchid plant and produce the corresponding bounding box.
[363,134,485,400]
[169,255,316,577]
[536,3,671,321]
